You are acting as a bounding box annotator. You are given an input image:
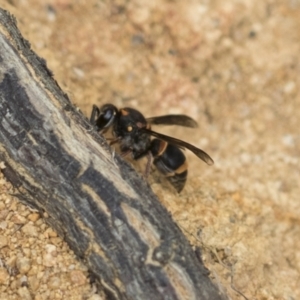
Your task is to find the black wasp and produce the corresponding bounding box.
[90,104,214,192]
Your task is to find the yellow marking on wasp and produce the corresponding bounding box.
[120,109,129,116]
[175,159,188,174]
[157,140,168,157]
[127,126,133,132]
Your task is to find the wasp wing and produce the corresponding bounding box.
[146,115,198,128]
[144,129,214,165]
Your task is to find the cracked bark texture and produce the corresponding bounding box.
[0,8,227,300]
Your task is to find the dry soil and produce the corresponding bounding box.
[0,1,299,299]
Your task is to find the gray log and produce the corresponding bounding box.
[0,8,227,300]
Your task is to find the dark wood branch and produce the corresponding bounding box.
[0,8,227,300]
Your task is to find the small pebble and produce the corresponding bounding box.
[0,209,9,220]
[48,275,61,289]
[27,213,40,222]
[0,267,9,285]
[28,275,40,291]
[70,270,87,286]
[42,244,57,267]
[0,236,8,249]
[87,295,104,300]
[16,257,31,274]
[21,224,39,237]
[17,286,32,300]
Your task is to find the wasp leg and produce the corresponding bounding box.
[107,137,121,146]
[90,105,100,125]
[120,149,132,158]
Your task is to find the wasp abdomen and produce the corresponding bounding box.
[150,139,188,193]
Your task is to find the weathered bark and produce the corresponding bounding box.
[0,8,227,300]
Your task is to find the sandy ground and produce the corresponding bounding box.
[0,0,300,299]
